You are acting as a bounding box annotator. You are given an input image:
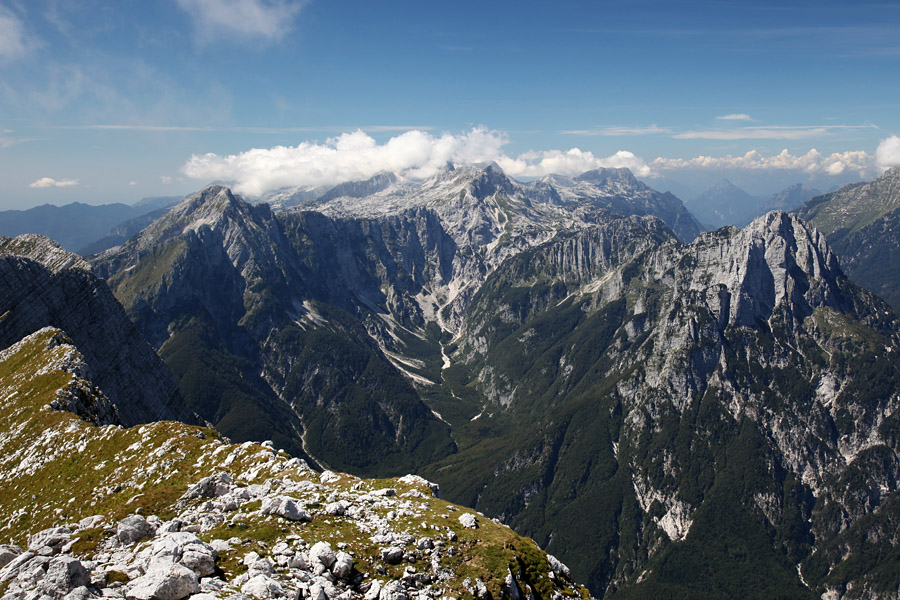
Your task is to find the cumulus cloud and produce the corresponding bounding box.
[176,0,306,42]
[181,127,652,196]
[0,5,29,61]
[875,135,900,170]
[651,148,875,176]
[29,177,79,188]
[497,149,650,178]
[716,114,753,121]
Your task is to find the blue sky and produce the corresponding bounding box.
[2,0,900,209]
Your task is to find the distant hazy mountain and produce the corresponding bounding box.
[78,203,178,255]
[0,196,181,253]
[687,180,823,229]
[686,179,760,228]
[796,167,900,308]
[762,183,821,213]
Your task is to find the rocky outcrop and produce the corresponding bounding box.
[2,466,581,600]
[0,236,193,426]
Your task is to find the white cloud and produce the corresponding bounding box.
[129,180,137,186]
[875,135,900,170]
[0,5,29,61]
[715,114,753,121]
[497,149,650,178]
[176,0,306,42]
[651,148,875,175]
[181,127,652,196]
[29,177,79,188]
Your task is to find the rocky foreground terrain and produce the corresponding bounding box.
[0,327,588,600]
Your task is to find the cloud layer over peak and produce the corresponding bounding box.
[181,128,652,196]
[650,148,874,176]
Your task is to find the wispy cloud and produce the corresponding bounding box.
[0,135,36,149]
[716,114,753,121]
[561,125,670,136]
[175,0,307,42]
[53,124,435,134]
[876,135,900,170]
[181,127,651,196]
[651,148,875,176]
[674,124,876,140]
[0,4,31,62]
[29,177,79,188]
[60,124,210,132]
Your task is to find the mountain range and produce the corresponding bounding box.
[3,163,900,599]
[0,197,180,254]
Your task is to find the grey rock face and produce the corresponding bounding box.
[28,528,72,555]
[307,542,335,570]
[181,473,235,500]
[117,516,155,545]
[259,496,311,522]
[0,546,21,568]
[0,235,193,426]
[457,514,478,529]
[125,563,200,600]
[42,557,90,598]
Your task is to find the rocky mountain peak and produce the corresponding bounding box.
[171,185,253,228]
[574,167,640,188]
[316,171,399,204]
[0,234,91,273]
[431,163,518,202]
[681,210,842,327]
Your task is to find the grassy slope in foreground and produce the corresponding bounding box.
[0,327,589,600]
